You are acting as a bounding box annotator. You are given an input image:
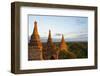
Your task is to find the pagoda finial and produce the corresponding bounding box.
[49,30,51,38]
[34,20,37,26]
[61,34,64,42]
[47,29,52,43]
[33,20,38,35]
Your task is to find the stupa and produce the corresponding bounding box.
[59,35,68,51]
[47,30,56,49]
[43,30,58,59]
[59,35,76,59]
[28,21,43,60]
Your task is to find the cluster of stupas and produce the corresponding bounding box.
[28,21,76,60]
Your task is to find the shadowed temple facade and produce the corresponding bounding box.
[28,21,76,60]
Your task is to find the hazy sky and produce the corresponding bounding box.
[28,15,88,42]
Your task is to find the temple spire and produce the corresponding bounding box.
[33,21,39,36]
[29,21,42,49]
[47,30,56,49]
[60,34,68,51]
[61,35,65,43]
[47,30,52,43]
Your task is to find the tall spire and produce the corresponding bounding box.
[44,30,57,60]
[47,30,52,44]
[47,30,56,48]
[60,34,68,51]
[33,21,39,37]
[29,21,42,49]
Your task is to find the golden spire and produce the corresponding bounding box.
[29,21,42,50]
[60,34,68,51]
[61,34,65,43]
[47,30,56,49]
[33,21,39,36]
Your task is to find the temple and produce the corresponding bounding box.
[43,30,58,60]
[28,21,43,60]
[28,21,76,60]
[59,35,68,51]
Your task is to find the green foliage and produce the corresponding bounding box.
[43,42,88,59]
[54,42,88,59]
[68,42,88,58]
[58,51,69,59]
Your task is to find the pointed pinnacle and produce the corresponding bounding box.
[61,34,64,42]
[33,21,38,34]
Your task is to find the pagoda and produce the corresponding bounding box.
[59,35,76,59]
[59,35,68,51]
[47,30,56,49]
[43,30,58,59]
[28,21,43,60]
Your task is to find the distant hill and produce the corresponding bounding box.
[28,36,87,43]
[40,37,88,42]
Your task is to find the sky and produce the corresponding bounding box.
[28,15,88,42]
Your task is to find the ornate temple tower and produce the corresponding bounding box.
[47,30,55,49]
[59,35,76,59]
[43,30,58,60]
[59,35,68,51]
[28,21,43,60]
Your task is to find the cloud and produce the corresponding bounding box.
[54,33,62,36]
[65,32,88,41]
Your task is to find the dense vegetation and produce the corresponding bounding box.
[67,42,88,58]
[42,42,88,59]
[54,42,88,59]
